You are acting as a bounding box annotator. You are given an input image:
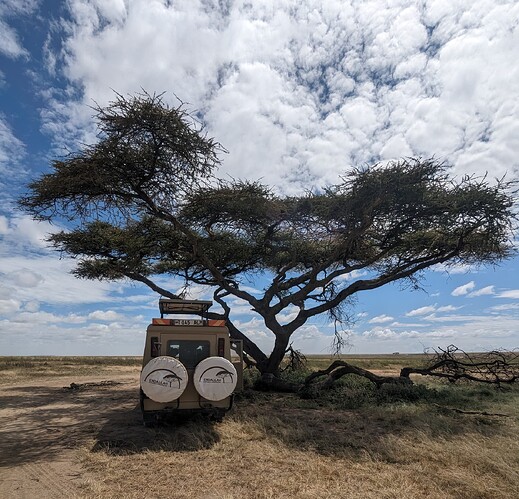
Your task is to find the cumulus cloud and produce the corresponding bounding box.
[491,303,519,312]
[40,0,519,192]
[436,305,461,313]
[451,281,476,296]
[433,263,478,274]
[468,285,495,297]
[0,117,25,178]
[0,213,134,309]
[369,314,394,324]
[0,19,27,59]
[362,328,435,340]
[406,305,436,317]
[0,317,148,355]
[5,269,45,288]
[497,290,519,299]
[0,0,40,59]
[88,310,125,322]
[0,298,21,315]
[358,310,519,352]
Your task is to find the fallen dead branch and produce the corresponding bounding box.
[400,345,519,386]
[433,404,510,417]
[302,345,519,392]
[63,381,123,391]
[304,360,411,389]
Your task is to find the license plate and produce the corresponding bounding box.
[172,319,204,326]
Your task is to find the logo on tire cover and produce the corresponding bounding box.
[144,368,183,388]
[199,366,234,384]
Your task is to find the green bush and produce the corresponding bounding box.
[242,367,261,389]
[375,382,436,404]
[300,375,441,409]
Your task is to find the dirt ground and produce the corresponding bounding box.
[0,369,142,498]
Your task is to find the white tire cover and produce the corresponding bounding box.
[140,356,188,403]
[194,357,238,401]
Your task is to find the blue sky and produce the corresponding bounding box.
[1,0,518,356]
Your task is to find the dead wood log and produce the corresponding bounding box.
[303,360,411,390]
[400,345,519,386]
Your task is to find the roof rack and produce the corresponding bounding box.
[159,299,213,318]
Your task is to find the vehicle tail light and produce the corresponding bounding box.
[218,338,225,357]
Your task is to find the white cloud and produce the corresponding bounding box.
[497,290,519,299]
[468,285,495,297]
[491,303,519,312]
[369,314,394,324]
[0,317,147,355]
[436,305,461,313]
[88,310,125,322]
[0,298,21,315]
[0,117,26,180]
[406,305,436,317]
[5,269,44,288]
[39,0,519,193]
[23,300,40,313]
[0,0,40,59]
[358,311,519,351]
[433,263,477,275]
[362,328,435,341]
[0,19,28,59]
[451,281,476,296]
[0,215,10,234]
[10,311,86,324]
[276,305,299,324]
[0,214,133,308]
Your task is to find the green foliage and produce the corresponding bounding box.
[301,374,441,409]
[279,366,312,385]
[242,367,262,389]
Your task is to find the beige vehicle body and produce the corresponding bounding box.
[140,299,243,425]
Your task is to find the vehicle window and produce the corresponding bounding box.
[167,340,210,368]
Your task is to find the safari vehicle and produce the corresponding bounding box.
[140,299,243,426]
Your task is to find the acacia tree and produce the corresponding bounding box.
[20,93,516,379]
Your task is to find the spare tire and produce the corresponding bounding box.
[193,357,238,401]
[140,356,188,403]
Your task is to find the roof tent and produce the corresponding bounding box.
[159,299,213,318]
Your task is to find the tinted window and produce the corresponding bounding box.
[167,340,210,368]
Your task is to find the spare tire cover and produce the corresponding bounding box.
[194,357,238,401]
[140,356,188,403]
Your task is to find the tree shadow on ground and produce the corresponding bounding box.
[2,380,516,466]
[234,389,517,460]
[0,381,220,466]
[91,409,221,456]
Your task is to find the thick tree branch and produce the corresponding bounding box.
[304,360,410,389]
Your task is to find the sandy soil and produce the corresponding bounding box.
[0,371,142,499]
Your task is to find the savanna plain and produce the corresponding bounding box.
[0,355,518,499]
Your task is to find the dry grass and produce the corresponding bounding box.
[0,356,142,384]
[81,400,519,499]
[3,356,519,498]
[81,379,519,498]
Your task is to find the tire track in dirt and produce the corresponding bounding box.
[0,455,82,499]
[0,375,139,499]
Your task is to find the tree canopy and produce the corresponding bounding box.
[20,92,517,378]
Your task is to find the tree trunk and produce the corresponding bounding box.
[253,333,301,391]
[262,333,290,375]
